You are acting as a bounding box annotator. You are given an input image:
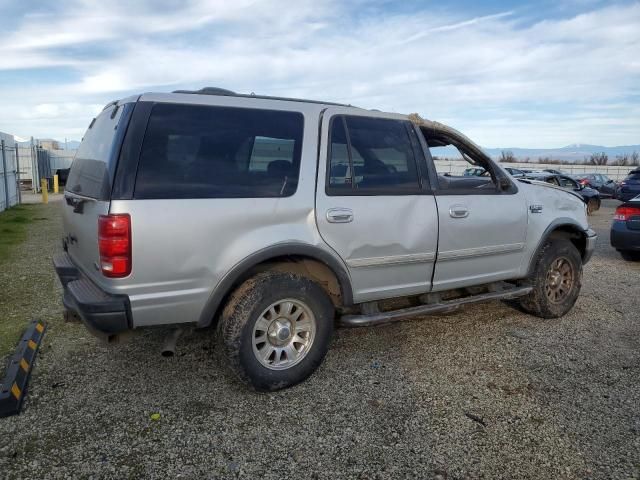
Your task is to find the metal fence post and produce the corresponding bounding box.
[14,143,21,204]
[1,140,9,211]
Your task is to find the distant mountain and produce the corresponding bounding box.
[16,139,80,150]
[483,144,640,162]
[431,143,640,162]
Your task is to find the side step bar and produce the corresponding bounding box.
[339,286,533,327]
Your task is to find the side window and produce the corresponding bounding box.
[327,115,421,194]
[134,104,304,199]
[420,126,508,194]
[328,118,351,189]
[558,176,577,188]
[249,137,295,173]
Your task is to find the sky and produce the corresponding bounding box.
[0,0,638,148]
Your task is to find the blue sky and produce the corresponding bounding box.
[0,0,638,148]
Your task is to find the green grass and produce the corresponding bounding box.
[0,204,39,358]
[0,205,36,264]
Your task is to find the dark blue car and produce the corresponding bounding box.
[616,169,640,201]
[610,195,640,261]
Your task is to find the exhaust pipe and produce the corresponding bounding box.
[161,328,183,357]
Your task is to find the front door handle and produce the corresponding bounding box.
[326,208,354,223]
[449,204,469,218]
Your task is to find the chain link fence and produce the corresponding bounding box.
[0,138,75,213]
[0,140,20,213]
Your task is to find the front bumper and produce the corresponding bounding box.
[53,253,131,336]
[583,228,597,264]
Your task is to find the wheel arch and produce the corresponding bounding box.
[197,243,353,328]
[526,220,589,276]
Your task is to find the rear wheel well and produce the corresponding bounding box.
[211,255,346,328]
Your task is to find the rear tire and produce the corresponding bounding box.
[518,238,582,319]
[218,272,334,391]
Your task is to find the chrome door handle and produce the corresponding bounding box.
[326,208,354,223]
[449,205,469,218]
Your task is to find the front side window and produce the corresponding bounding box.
[134,104,304,199]
[327,115,420,194]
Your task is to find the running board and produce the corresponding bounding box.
[339,286,533,327]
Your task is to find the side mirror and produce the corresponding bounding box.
[498,176,511,191]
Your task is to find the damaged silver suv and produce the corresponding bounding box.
[55,87,596,391]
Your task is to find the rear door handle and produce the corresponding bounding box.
[326,208,354,223]
[449,205,469,218]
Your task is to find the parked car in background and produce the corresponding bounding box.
[543,168,565,175]
[463,167,487,176]
[573,173,617,198]
[616,169,640,201]
[611,195,640,261]
[524,172,601,215]
[505,167,526,178]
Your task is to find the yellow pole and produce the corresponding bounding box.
[41,179,48,204]
[53,174,59,194]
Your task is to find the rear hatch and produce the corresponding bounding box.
[63,102,133,283]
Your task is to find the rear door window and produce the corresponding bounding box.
[327,115,421,194]
[134,103,304,199]
[66,104,129,199]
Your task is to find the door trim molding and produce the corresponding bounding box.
[438,242,525,261]
[347,252,436,268]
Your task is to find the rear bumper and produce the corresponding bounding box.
[583,228,597,264]
[610,222,640,252]
[53,253,131,335]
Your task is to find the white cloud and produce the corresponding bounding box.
[0,1,638,147]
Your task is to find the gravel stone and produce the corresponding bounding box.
[0,199,638,479]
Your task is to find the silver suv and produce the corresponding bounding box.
[55,88,596,391]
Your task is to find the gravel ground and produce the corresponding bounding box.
[0,199,638,479]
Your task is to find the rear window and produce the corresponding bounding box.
[133,103,304,199]
[66,104,127,199]
[626,172,640,180]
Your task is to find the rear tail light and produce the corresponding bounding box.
[579,179,589,185]
[98,214,131,277]
[613,206,640,221]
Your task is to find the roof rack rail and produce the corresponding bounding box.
[102,100,118,111]
[171,86,354,108]
[172,87,236,96]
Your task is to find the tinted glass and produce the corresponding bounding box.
[346,116,419,190]
[558,176,577,188]
[627,172,640,180]
[328,118,351,190]
[66,105,125,199]
[134,104,304,199]
[329,116,419,192]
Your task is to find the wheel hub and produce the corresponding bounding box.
[545,257,574,304]
[268,319,293,345]
[252,299,317,370]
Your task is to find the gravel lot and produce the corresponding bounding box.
[0,199,638,479]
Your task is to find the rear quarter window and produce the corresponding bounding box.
[133,103,304,199]
[66,104,128,199]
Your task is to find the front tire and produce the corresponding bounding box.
[219,272,334,391]
[518,238,582,319]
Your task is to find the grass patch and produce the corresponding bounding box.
[0,204,39,358]
[0,205,37,264]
